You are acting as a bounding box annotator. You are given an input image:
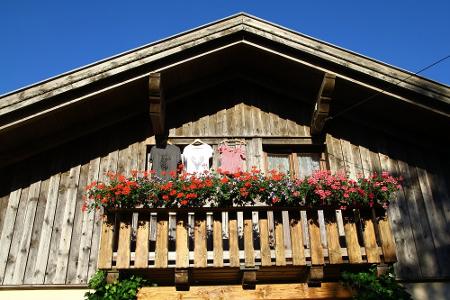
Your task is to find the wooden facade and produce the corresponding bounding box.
[0,13,449,299]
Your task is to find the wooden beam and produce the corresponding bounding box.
[137,282,352,299]
[310,73,336,135]
[148,73,165,135]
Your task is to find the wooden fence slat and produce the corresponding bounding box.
[194,212,207,268]
[243,211,255,267]
[308,210,324,265]
[135,213,150,268]
[289,210,305,266]
[97,214,115,269]
[176,212,189,268]
[325,210,343,264]
[361,210,380,264]
[228,212,240,267]
[343,210,363,264]
[213,212,223,267]
[155,213,169,268]
[258,211,271,266]
[377,212,397,263]
[116,214,132,269]
[274,211,286,266]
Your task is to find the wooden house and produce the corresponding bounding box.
[0,13,449,299]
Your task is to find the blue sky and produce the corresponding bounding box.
[1,1,449,95]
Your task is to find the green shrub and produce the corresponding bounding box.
[342,266,411,300]
[85,271,145,300]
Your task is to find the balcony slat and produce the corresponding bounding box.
[97,214,115,269]
[243,211,255,267]
[228,212,240,267]
[176,212,189,268]
[274,211,286,266]
[343,209,363,263]
[135,213,150,268]
[258,211,271,266]
[378,212,397,263]
[194,212,207,267]
[213,212,223,267]
[308,210,324,265]
[155,213,169,268]
[325,210,343,264]
[289,210,305,266]
[361,210,380,263]
[116,213,132,268]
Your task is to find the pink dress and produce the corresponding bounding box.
[218,145,246,173]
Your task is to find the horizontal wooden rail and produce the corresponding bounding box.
[98,207,396,272]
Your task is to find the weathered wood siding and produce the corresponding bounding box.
[0,116,149,285]
[0,85,448,285]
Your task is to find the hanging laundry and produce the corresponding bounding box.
[149,144,181,180]
[183,140,213,174]
[218,143,246,173]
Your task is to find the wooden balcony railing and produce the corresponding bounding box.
[97,207,396,289]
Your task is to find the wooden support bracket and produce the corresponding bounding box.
[241,266,258,290]
[310,73,336,135]
[105,270,119,284]
[148,72,165,135]
[307,266,324,287]
[376,264,390,277]
[174,268,190,291]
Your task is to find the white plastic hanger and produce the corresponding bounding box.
[191,138,204,145]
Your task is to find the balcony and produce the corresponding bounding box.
[97,206,396,290]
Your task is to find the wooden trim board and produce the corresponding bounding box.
[138,282,352,299]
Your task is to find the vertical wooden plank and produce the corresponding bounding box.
[228,211,239,267]
[243,210,255,267]
[134,213,150,268]
[88,144,119,279]
[360,210,380,264]
[243,103,252,136]
[377,211,397,263]
[213,212,223,267]
[10,178,41,284]
[324,210,343,264]
[116,213,132,269]
[207,113,217,136]
[395,148,439,277]
[342,209,362,264]
[74,156,101,283]
[412,149,450,276]
[194,212,207,268]
[216,108,227,136]
[274,211,286,266]
[377,137,419,279]
[23,161,51,284]
[289,210,305,266]
[66,158,90,284]
[308,210,324,266]
[176,212,189,268]
[326,134,345,173]
[0,164,29,284]
[29,158,62,284]
[52,162,82,284]
[258,211,271,266]
[154,212,169,268]
[97,213,115,269]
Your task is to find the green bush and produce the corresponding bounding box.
[85,271,145,300]
[342,266,411,300]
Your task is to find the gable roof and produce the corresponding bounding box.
[0,13,449,168]
[1,13,449,118]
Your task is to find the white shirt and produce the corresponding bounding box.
[182,143,213,174]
